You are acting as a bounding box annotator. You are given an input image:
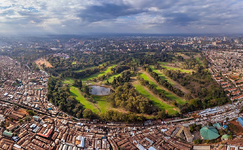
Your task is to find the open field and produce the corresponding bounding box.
[139,72,186,104]
[70,86,100,113]
[35,58,53,69]
[133,82,178,115]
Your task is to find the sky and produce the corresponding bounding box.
[0,0,243,35]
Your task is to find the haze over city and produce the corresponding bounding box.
[1,0,243,35]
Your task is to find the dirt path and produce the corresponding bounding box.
[157,70,190,94]
[140,70,186,102]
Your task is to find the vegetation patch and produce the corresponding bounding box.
[159,62,194,73]
[63,78,75,84]
[133,82,178,115]
[70,86,100,113]
[139,73,186,104]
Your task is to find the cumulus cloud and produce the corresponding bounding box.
[0,0,243,34]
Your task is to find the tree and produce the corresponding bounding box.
[83,109,93,119]
[74,79,82,89]
[84,86,90,95]
[157,110,167,120]
[193,139,202,144]
[24,116,31,122]
[19,119,23,124]
[28,110,35,116]
[0,122,5,127]
[228,135,233,140]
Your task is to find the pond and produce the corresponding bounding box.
[89,85,112,96]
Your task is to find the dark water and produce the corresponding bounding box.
[89,85,112,96]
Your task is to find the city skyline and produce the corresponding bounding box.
[1,0,243,35]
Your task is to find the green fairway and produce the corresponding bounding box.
[150,66,174,85]
[196,57,203,66]
[63,78,75,84]
[107,73,121,82]
[133,82,178,115]
[74,62,107,72]
[74,66,96,72]
[158,62,168,65]
[158,62,193,73]
[139,73,186,104]
[82,64,118,81]
[162,65,193,73]
[70,86,100,113]
[92,96,111,113]
[99,64,117,76]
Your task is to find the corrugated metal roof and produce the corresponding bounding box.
[200,126,219,140]
[237,117,243,127]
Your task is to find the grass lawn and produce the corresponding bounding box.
[72,61,76,65]
[158,62,168,65]
[139,73,186,104]
[92,96,111,113]
[99,64,117,76]
[74,66,96,72]
[81,64,118,81]
[150,66,174,85]
[70,86,100,113]
[63,78,75,84]
[133,82,178,115]
[74,62,108,72]
[159,62,193,73]
[162,65,193,73]
[107,73,121,82]
[196,57,203,66]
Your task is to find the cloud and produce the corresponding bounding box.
[0,0,243,34]
[78,3,146,22]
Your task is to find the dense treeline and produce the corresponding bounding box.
[142,66,184,97]
[163,68,229,113]
[109,71,132,88]
[93,65,131,82]
[111,65,131,74]
[63,66,102,79]
[133,53,174,66]
[47,77,85,118]
[109,83,156,114]
[46,53,129,76]
[183,58,200,70]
